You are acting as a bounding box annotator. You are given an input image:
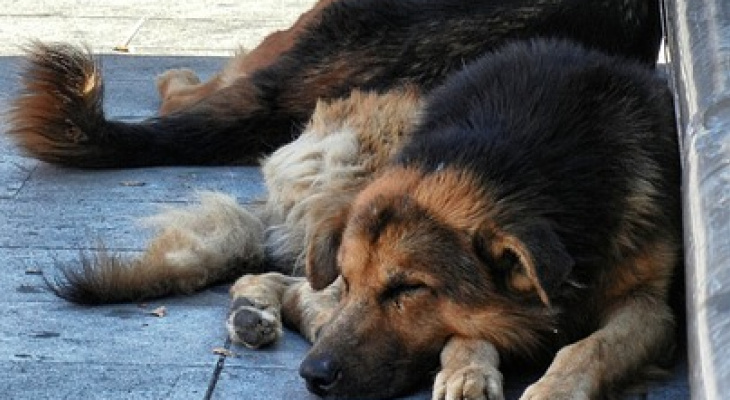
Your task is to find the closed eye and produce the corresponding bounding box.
[380,281,428,304]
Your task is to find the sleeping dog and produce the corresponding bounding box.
[7,0,679,398]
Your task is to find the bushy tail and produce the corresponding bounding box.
[8,43,301,168]
[9,43,111,167]
[46,192,272,304]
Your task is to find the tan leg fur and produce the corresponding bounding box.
[227,273,342,348]
[433,338,505,400]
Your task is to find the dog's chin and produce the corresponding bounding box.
[305,362,434,399]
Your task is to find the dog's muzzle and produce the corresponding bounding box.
[299,352,343,396]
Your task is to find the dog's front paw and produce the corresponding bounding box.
[432,364,504,400]
[226,297,282,349]
[520,373,592,400]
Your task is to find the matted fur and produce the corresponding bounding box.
[234,40,681,399]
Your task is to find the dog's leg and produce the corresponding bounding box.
[433,337,505,400]
[156,68,220,115]
[520,297,674,400]
[156,0,339,116]
[227,273,341,348]
[281,276,342,342]
[156,68,201,99]
[227,272,299,348]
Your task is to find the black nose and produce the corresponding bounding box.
[299,353,342,396]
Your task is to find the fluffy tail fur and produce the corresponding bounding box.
[46,192,270,304]
[8,43,306,167]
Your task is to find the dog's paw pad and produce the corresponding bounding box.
[226,297,282,348]
[433,364,504,400]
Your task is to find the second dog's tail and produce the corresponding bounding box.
[47,192,271,304]
[8,43,302,168]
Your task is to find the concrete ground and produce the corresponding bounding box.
[0,1,689,399]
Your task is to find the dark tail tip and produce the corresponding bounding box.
[44,250,147,305]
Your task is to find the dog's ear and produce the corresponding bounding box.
[305,209,349,291]
[474,220,574,306]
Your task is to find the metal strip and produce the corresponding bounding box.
[663,1,730,398]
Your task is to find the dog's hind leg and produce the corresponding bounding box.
[156,68,210,115]
[227,273,341,348]
[433,337,505,400]
[156,0,339,116]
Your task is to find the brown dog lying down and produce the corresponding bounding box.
[22,39,680,399]
[8,0,663,167]
[219,41,682,399]
[6,0,681,399]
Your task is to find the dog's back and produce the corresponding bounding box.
[399,38,680,343]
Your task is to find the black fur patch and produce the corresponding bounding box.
[397,38,680,335]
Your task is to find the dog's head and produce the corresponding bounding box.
[299,167,573,398]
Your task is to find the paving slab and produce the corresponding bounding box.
[210,367,318,400]
[0,1,297,393]
[17,164,264,204]
[1,303,226,365]
[0,0,313,56]
[0,155,35,200]
[1,363,216,400]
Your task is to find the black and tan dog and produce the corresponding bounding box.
[6,0,681,399]
[222,40,679,399]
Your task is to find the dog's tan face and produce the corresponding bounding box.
[299,167,571,398]
[301,194,477,397]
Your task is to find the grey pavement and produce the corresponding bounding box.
[0,1,688,399]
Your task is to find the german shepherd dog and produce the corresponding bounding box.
[7,0,681,399]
